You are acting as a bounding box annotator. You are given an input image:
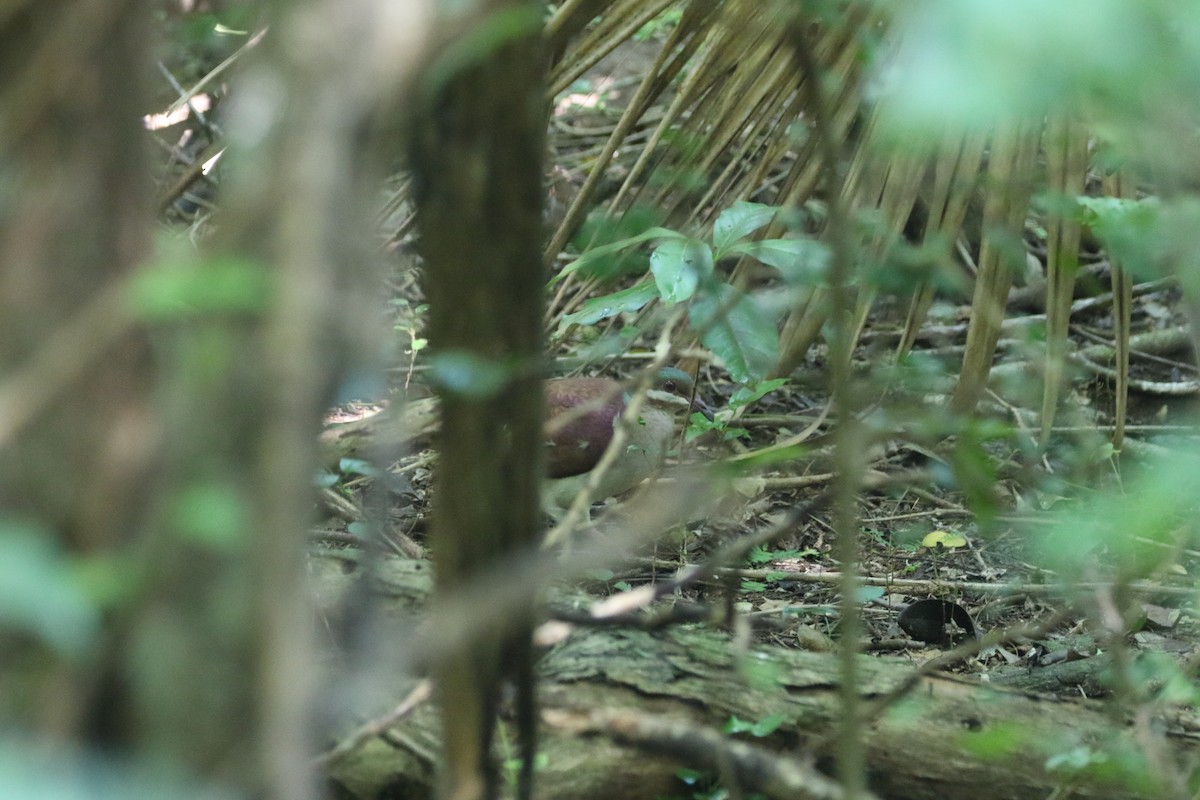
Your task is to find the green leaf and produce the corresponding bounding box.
[729,378,788,410]
[0,520,99,657]
[550,226,684,285]
[747,545,774,564]
[339,458,381,478]
[741,580,767,592]
[730,238,831,285]
[650,237,713,304]
[712,201,779,257]
[685,411,724,442]
[855,585,886,603]
[689,284,779,384]
[171,481,248,551]
[72,553,140,611]
[131,256,270,320]
[879,0,1154,131]
[566,204,665,282]
[427,351,510,398]
[748,714,785,737]
[559,280,659,328]
[1075,195,1160,276]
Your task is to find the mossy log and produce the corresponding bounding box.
[310,553,1198,800]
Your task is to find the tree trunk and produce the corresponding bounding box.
[408,2,548,798]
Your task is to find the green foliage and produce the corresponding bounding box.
[729,379,787,411]
[634,7,683,42]
[568,204,668,282]
[723,713,785,737]
[1125,653,1200,707]
[131,255,269,321]
[560,280,660,328]
[746,545,815,564]
[650,237,713,303]
[1030,452,1200,584]
[689,284,778,384]
[685,411,747,443]
[1077,195,1200,299]
[711,201,778,257]
[555,227,683,286]
[338,458,382,478]
[880,0,1195,133]
[0,519,99,657]
[0,740,219,800]
[170,480,248,552]
[559,201,827,386]
[854,585,885,603]
[427,351,512,399]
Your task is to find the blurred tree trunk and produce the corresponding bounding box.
[0,0,159,744]
[0,1,433,798]
[0,1,155,554]
[409,2,548,798]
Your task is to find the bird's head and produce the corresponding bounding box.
[645,368,715,421]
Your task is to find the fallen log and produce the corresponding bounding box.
[310,552,1199,800]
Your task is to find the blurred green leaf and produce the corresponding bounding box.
[650,238,713,304]
[712,201,779,257]
[427,351,510,398]
[338,458,381,478]
[881,0,1163,132]
[1075,195,1160,276]
[689,284,779,384]
[1031,452,1200,582]
[0,520,99,657]
[685,411,724,442]
[131,256,269,320]
[559,280,659,328]
[855,585,885,602]
[72,554,140,611]
[0,741,228,799]
[1127,653,1200,706]
[729,378,788,410]
[1046,746,1109,773]
[552,226,683,285]
[724,713,785,737]
[567,204,665,282]
[171,481,247,552]
[730,238,830,286]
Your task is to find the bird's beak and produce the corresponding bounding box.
[691,395,715,422]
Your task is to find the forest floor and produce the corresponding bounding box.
[331,38,1200,691]
[152,28,1200,701]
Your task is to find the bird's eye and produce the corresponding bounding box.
[663,380,677,392]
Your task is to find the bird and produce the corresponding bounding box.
[542,367,713,516]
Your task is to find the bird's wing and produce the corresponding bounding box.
[544,378,620,478]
